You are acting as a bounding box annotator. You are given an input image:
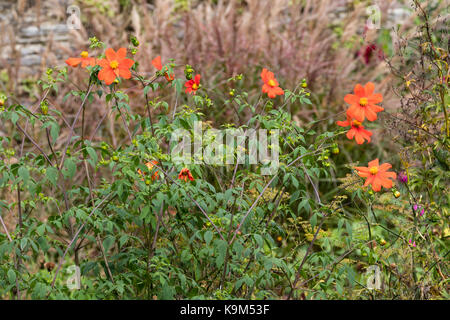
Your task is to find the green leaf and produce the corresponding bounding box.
[310,213,317,229]
[50,122,59,143]
[18,166,29,184]
[11,112,19,125]
[86,147,98,166]
[253,234,264,247]
[62,158,76,179]
[45,167,58,187]
[204,230,213,246]
[215,239,228,268]
[7,269,16,284]
[103,235,115,252]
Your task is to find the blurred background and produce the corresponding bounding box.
[0,0,447,153]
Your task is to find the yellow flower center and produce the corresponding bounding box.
[80,51,89,58]
[110,60,119,69]
[192,83,199,90]
[359,97,368,107]
[268,79,276,87]
[352,120,362,127]
[369,166,378,175]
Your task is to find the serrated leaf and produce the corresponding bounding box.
[102,235,115,252]
[204,230,213,246]
[45,166,58,187]
[7,269,16,284]
[18,166,29,184]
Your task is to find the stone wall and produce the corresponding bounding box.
[0,0,72,80]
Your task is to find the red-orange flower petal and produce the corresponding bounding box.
[355,159,396,192]
[261,68,284,99]
[178,168,194,182]
[185,74,201,95]
[66,57,82,67]
[345,82,383,122]
[97,48,134,85]
[66,51,96,69]
[337,116,372,144]
[138,160,159,181]
[152,56,162,70]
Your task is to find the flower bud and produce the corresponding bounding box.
[0,96,6,107]
[397,172,408,183]
[185,65,194,80]
[301,79,307,88]
[40,101,48,115]
[130,36,139,47]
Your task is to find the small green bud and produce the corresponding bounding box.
[6,148,15,157]
[40,103,48,115]
[185,65,194,80]
[130,36,139,47]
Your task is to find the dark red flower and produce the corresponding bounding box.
[359,43,384,65]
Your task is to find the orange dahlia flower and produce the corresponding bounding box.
[336,116,373,144]
[151,56,163,70]
[345,82,383,122]
[137,160,159,181]
[97,48,135,85]
[151,56,175,82]
[178,168,194,182]
[185,74,201,95]
[355,159,397,192]
[261,68,284,99]
[65,51,96,68]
